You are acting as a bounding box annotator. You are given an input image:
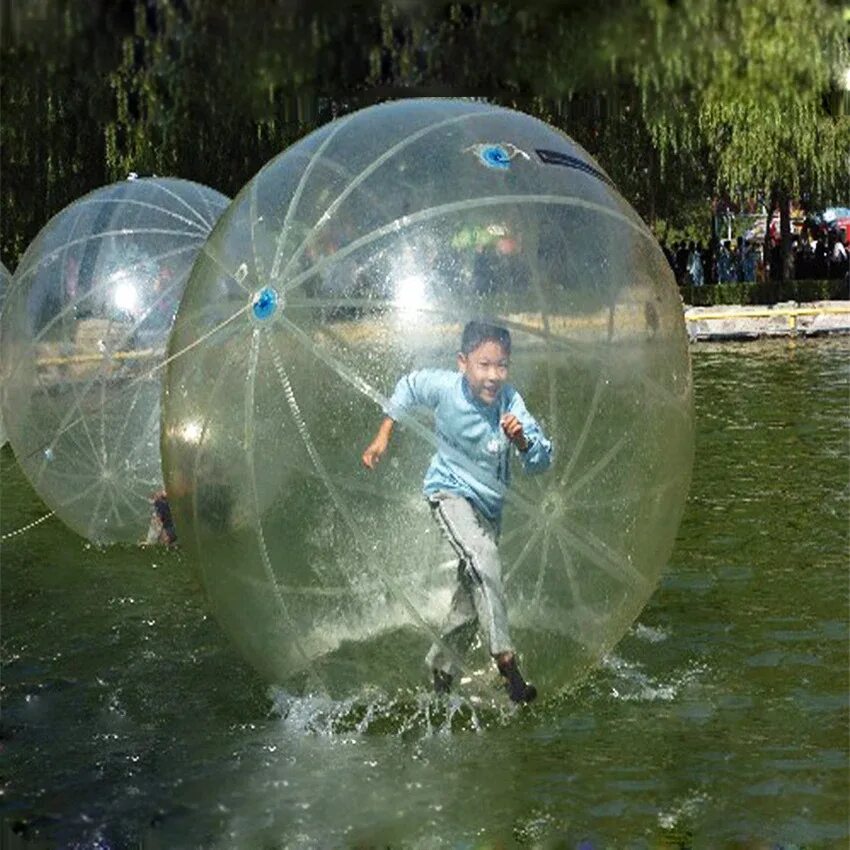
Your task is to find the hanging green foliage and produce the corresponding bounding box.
[628,0,850,201]
[2,0,847,268]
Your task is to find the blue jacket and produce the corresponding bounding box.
[385,369,553,521]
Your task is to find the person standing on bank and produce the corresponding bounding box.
[362,320,553,703]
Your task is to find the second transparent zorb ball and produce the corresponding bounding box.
[1,178,228,544]
[162,99,693,697]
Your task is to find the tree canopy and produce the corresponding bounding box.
[2,0,848,264]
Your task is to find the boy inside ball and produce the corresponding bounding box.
[362,320,553,703]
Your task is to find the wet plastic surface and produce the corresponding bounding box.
[162,100,694,695]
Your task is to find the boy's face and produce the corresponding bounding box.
[458,340,509,405]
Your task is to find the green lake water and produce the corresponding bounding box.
[1,337,848,849]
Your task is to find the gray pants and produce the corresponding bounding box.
[425,492,513,676]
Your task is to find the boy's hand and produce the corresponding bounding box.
[362,435,389,469]
[501,413,528,451]
[363,417,395,470]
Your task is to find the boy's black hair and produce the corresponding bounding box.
[460,320,511,356]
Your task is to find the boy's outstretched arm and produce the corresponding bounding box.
[363,369,452,469]
[362,416,395,469]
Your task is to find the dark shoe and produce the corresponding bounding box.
[497,656,537,704]
[433,669,453,695]
[152,492,178,545]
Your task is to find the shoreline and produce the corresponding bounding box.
[683,300,850,342]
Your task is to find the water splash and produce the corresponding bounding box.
[268,686,523,737]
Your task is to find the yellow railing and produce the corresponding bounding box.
[36,348,162,366]
[30,303,850,367]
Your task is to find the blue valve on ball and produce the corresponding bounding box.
[480,145,511,170]
[252,286,279,320]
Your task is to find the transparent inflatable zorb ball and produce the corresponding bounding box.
[0,178,228,544]
[163,99,693,697]
[0,261,10,446]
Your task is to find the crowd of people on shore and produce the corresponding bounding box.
[661,228,849,287]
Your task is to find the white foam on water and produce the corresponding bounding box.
[630,622,670,643]
[602,654,707,702]
[657,789,710,831]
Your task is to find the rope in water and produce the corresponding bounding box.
[1,511,56,541]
